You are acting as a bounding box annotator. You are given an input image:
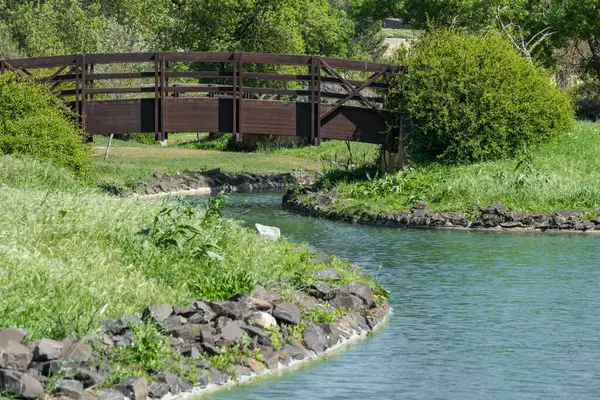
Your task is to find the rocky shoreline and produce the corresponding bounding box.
[0,264,389,399]
[282,190,600,234]
[129,169,315,197]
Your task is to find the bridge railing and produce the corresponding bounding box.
[0,52,405,146]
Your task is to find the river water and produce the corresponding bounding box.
[192,192,600,399]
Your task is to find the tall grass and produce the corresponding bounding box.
[335,121,600,212]
[0,156,375,340]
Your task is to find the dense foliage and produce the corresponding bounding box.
[390,29,573,164]
[569,80,600,122]
[0,73,92,177]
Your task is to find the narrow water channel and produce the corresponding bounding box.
[191,192,600,399]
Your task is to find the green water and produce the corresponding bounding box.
[193,192,600,399]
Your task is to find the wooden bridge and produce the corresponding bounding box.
[0,52,404,148]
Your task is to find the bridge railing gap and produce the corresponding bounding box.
[0,52,406,156]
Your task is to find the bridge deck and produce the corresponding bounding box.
[0,52,405,146]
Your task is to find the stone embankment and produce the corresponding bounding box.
[133,169,315,196]
[0,268,389,399]
[283,190,600,234]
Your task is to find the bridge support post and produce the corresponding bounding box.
[379,116,405,173]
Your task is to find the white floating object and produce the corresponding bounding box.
[255,223,280,241]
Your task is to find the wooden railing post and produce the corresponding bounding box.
[81,54,87,131]
[75,55,81,123]
[233,52,238,141]
[154,53,160,141]
[313,57,321,146]
[160,53,166,143]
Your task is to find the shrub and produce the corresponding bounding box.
[0,72,92,178]
[569,80,600,122]
[389,28,573,164]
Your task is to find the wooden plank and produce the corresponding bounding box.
[165,86,234,94]
[85,53,156,64]
[238,52,311,65]
[315,57,321,145]
[84,99,155,134]
[233,53,237,139]
[166,71,233,79]
[86,72,155,80]
[1,55,76,69]
[163,98,233,133]
[238,55,244,138]
[163,52,234,63]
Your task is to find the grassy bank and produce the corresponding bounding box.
[93,134,379,187]
[0,156,381,341]
[309,121,600,213]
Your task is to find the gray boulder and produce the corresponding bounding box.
[143,304,174,324]
[251,285,283,303]
[32,339,64,361]
[307,282,335,301]
[0,340,33,371]
[74,368,105,388]
[218,320,245,343]
[314,268,341,281]
[282,340,311,361]
[209,369,229,385]
[330,291,363,310]
[210,301,248,321]
[55,379,84,399]
[148,381,169,398]
[0,369,44,399]
[114,377,148,400]
[245,311,277,330]
[255,223,280,241]
[100,314,141,335]
[96,389,126,400]
[241,326,272,347]
[154,371,191,395]
[302,325,327,354]
[0,329,27,346]
[273,303,301,325]
[340,282,376,308]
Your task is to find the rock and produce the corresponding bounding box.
[182,300,216,322]
[0,329,27,346]
[307,282,335,301]
[55,379,84,399]
[273,303,301,325]
[0,340,33,371]
[143,304,173,324]
[62,341,92,363]
[500,221,524,228]
[155,371,191,395]
[0,369,44,399]
[339,315,362,334]
[295,291,317,309]
[302,325,327,354]
[209,369,229,385]
[339,282,376,308]
[186,313,208,324]
[84,391,98,400]
[182,344,203,359]
[201,343,221,356]
[318,323,341,349]
[255,223,280,241]
[196,370,209,388]
[283,340,311,360]
[210,301,248,321]
[411,201,427,210]
[310,253,331,264]
[96,389,125,400]
[32,339,64,361]
[314,268,341,281]
[251,285,283,304]
[241,326,272,347]
[330,290,363,310]
[74,368,105,389]
[243,358,266,374]
[157,315,186,333]
[114,377,148,400]
[231,365,253,376]
[148,381,169,398]
[100,314,141,335]
[245,311,277,330]
[218,320,245,344]
[248,297,272,311]
[172,324,211,342]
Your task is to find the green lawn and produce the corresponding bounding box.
[93,133,380,187]
[318,121,600,213]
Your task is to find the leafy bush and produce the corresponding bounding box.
[0,73,92,178]
[389,28,573,164]
[569,80,600,122]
